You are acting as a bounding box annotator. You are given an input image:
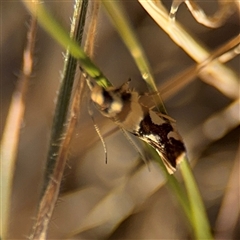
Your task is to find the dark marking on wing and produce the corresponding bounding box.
[134,113,185,169]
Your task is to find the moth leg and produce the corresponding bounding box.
[88,101,108,164]
[137,91,163,109]
[120,128,151,171]
[118,78,131,93]
[153,111,176,123]
[140,91,160,97]
[79,66,94,91]
[138,91,177,123]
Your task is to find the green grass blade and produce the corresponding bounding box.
[42,0,88,190]
[150,148,191,222]
[101,2,213,239]
[102,0,192,226]
[102,2,155,90]
[22,0,111,88]
[102,0,167,114]
[181,158,213,239]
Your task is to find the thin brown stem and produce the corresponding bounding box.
[30,1,101,239]
[160,35,240,100]
[0,16,37,239]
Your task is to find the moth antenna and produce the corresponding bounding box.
[120,128,151,171]
[88,102,108,164]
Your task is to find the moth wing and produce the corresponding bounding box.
[140,136,177,174]
[134,111,186,174]
[153,142,185,174]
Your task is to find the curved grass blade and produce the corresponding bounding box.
[181,159,213,239]
[29,1,89,239]
[22,0,111,88]
[138,0,239,99]
[102,0,168,114]
[101,1,213,239]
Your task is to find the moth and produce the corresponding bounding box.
[91,80,186,174]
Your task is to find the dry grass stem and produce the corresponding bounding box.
[214,147,240,239]
[138,0,239,99]
[170,0,235,28]
[30,1,101,239]
[3,1,239,238]
[160,34,240,100]
[0,17,37,239]
[186,99,240,158]
[66,164,165,238]
[29,74,85,240]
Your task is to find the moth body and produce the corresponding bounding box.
[91,81,186,174]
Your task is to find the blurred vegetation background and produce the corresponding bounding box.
[1,0,239,239]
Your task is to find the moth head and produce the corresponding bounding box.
[91,85,123,117]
